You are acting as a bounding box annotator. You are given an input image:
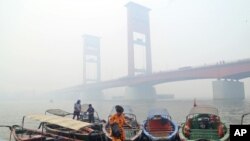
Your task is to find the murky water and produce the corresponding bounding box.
[1,99,250,140]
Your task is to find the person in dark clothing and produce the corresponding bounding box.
[86,104,95,123]
[73,100,81,120]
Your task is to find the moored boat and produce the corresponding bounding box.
[80,104,104,131]
[179,105,230,141]
[11,124,82,141]
[103,105,142,141]
[142,108,178,141]
[25,114,105,141]
[45,108,104,132]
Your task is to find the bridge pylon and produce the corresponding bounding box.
[125,2,152,76]
[212,79,245,99]
[82,35,104,100]
[82,34,101,84]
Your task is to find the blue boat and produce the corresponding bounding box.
[142,108,178,141]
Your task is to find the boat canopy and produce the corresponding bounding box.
[45,109,72,117]
[147,108,170,119]
[26,114,92,131]
[81,104,89,112]
[188,105,219,116]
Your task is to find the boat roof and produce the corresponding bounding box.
[188,105,219,116]
[45,109,72,117]
[26,114,91,130]
[147,108,170,118]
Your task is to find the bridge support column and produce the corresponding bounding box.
[125,85,156,100]
[212,80,245,99]
[82,90,104,101]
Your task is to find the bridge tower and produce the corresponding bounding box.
[125,2,156,100]
[125,2,152,76]
[82,35,101,84]
[82,35,103,100]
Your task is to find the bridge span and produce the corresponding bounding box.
[67,59,250,100]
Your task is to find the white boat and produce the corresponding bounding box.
[179,105,230,141]
[102,105,142,141]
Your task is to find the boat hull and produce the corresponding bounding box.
[12,125,80,141]
[45,124,105,141]
[178,123,230,141]
[103,125,142,141]
[102,120,142,141]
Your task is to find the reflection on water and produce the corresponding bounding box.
[0,99,250,140]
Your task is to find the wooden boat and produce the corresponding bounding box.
[11,124,82,141]
[80,104,104,131]
[46,107,104,131]
[103,105,142,141]
[142,108,178,141]
[28,114,105,141]
[179,105,230,141]
[241,112,250,125]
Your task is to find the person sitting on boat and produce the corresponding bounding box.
[85,104,95,123]
[109,105,132,141]
[73,100,81,120]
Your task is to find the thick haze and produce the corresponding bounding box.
[0,0,250,98]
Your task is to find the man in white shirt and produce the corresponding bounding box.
[73,99,81,120]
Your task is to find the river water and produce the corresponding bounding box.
[1,98,250,140]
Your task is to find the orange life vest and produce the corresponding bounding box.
[218,123,224,137]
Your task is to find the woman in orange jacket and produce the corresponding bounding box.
[109,105,131,141]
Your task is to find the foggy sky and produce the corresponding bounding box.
[0,0,250,98]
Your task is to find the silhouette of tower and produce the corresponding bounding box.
[82,35,101,84]
[125,2,152,76]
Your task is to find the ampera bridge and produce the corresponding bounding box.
[61,2,250,100]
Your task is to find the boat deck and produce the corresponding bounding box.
[146,118,174,138]
[147,130,173,137]
[189,129,220,140]
[124,127,141,139]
